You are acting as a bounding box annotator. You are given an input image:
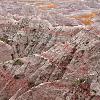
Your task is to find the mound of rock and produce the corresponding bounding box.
[0,0,100,100]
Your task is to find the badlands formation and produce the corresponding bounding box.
[0,0,100,100]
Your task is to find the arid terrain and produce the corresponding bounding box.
[0,0,100,100]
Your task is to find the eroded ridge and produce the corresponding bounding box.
[0,0,100,100]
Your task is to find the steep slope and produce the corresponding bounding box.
[0,0,100,100]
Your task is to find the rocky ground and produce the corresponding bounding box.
[0,0,100,100]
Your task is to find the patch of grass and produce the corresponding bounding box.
[74,78,85,85]
[13,59,24,66]
[0,37,9,44]
[73,78,90,86]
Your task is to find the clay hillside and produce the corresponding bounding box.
[0,0,100,100]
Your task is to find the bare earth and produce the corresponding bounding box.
[0,0,100,100]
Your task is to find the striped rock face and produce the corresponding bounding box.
[0,0,100,100]
[0,41,13,63]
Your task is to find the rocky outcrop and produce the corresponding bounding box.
[0,40,13,62]
[0,0,100,100]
